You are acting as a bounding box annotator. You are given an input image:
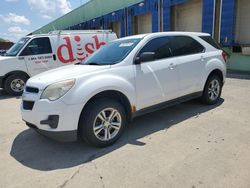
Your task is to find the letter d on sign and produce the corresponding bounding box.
[57,37,76,64]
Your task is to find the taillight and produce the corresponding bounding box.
[222,51,228,62]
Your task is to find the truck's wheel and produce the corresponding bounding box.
[201,75,222,105]
[4,74,28,96]
[79,98,126,147]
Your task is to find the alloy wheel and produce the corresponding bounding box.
[93,108,122,141]
[208,79,220,101]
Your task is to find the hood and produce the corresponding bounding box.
[0,56,18,76]
[0,55,16,61]
[27,64,110,89]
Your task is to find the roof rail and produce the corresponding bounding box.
[48,30,113,35]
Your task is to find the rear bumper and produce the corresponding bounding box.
[25,121,78,142]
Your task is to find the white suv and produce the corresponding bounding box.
[21,32,227,147]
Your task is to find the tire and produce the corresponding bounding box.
[79,98,126,147]
[201,75,222,105]
[4,74,28,96]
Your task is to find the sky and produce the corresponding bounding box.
[0,0,89,42]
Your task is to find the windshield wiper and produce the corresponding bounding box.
[85,62,100,65]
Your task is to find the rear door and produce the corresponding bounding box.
[134,36,180,110]
[170,36,205,96]
[19,37,57,76]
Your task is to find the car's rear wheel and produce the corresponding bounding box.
[4,74,28,96]
[201,75,222,105]
[79,98,126,147]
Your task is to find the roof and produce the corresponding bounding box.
[146,31,211,36]
[32,0,143,35]
[27,30,115,38]
[116,34,148,40]
[117,32,210,40]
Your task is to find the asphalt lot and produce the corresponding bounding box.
[0,74,250,188]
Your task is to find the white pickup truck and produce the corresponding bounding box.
[21,32,227,147]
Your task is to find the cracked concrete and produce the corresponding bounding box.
[91,161,106,188]
[57,161,106,188]
[0,76,250,188]
[57,166,82,188]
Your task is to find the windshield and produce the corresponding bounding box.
[5,37,30,56]
[83,38,141,65]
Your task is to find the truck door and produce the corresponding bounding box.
[19,37,57,76]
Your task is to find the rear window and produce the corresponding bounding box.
[199,36,221,49]
[170,36,205,57]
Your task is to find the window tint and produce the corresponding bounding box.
[21,37,52,56]
[199,36,221,49]
[170,36,205,57]
[138,37,173,60]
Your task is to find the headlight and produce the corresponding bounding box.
[41,79,75,101]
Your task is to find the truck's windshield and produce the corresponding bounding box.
[83,38,141,65]
[5,37,30,56]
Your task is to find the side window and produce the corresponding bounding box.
[170,36,205,57]
[20,37,52,56]
[138,37,173,61]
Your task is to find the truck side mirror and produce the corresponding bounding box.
[135,52,156,64]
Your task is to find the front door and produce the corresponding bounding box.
[19,37,57,76]
[134,36,180,110]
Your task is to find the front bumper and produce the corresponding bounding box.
[21,91,84,142]
[25,121,77,142]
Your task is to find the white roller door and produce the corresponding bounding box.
[171,0,202,32]
[235,0,250,44]
[132,13,152,34]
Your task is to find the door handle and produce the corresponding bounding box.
[201,55,205,61]
[53,54,57,61]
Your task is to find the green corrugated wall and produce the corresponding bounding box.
[33,0,143,34]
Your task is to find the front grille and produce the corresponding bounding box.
[23,101,35,110]
[26,86,39,93]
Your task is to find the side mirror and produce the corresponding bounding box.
[135,52,155,64]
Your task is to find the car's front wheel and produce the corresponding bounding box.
[79,98,126,147]
[201,75,222,105]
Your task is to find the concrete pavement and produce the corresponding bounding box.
[0,76,250,188]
